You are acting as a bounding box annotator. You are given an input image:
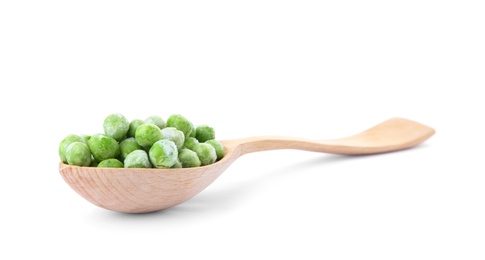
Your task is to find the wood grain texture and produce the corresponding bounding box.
[59,117,435,213]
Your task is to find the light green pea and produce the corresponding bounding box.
[178,148,201,168]
[145,115,166,130]
[135,123,163,148]
[97,158,124,168]
[166,114,193,139]
[103,113,129,142]
[124,150,152,168]
[193,143,217,166]
[87,133,120,161]
[161,127,185,150]
[195,125,215,143]
[149,139,178,168]
[59,134,84,163]
[119,137,143,160]
[128,119,144,138]
[205,139,224,160]
[183,137,199,150]
[66,142,91,166]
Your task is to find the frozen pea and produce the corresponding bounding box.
[87,133,120,161]
[161,127,185,150]
[65,142,91,166]
[183,137,199,150]
[80,134,91,144]
[166,114,193,138]
[171,159,183,168]
[119,137,143,160]
[97,158,124,168]
[195,125,215,143]
[205,139,224,160]
[128,119,144,138]
[178,148,201,168]
[103,113,129,142]
[149,140,178,168]
[135,123,163,148]
[189,124,196,138]
[59,134,84,163]
[124,150,152,168]
[145,115,166,130]
[193,143,217,166]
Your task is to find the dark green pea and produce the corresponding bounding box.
[195,125,215,143]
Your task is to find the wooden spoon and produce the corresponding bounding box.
[59,117,435,213]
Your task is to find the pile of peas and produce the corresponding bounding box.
[59,114,224,168]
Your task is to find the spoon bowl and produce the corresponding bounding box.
[59,117,435,213]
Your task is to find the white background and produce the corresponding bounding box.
[1,0,484,259]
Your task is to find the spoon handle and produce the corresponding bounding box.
[222,118,435,156]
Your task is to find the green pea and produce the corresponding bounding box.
[171,159,183,168]
[189,124,196,138]
[205,139,224,160]
[124,150,152,168]
[193,143,217,166]
[183,137,199,150]
[119,137,143,160]
[135,123,163,148]
[178,148,201,168]
[103,113,129,142]
[59,134,84,163]
[161,127,185,150]
[166,114,193,139]
[195,125,215,143]
[65,142,91,166]
[145,115,166,130]
[97,158,124,168]
[149,139,178,168]
[80,134,91,144]
[87,133,120,161]
[128,119,144,138]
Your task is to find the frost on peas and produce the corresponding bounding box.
[119,137,143,160]
[124,150,152,168]
[205,139,224,160]
[161,127,185,150]
[183,137,199,150]
[59,134,84,163]
[65,142,91,166]
[103,113,130,142]
[135,123,163,148]
[193,143,217,166]
[97,158,124,168]
[178,148,201,168]
[87,133,120,161]
[128,119,144,138]
[149,140,178,168]
[145,115,166,130]
[195,125,215,143]
[166,114,193,139]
